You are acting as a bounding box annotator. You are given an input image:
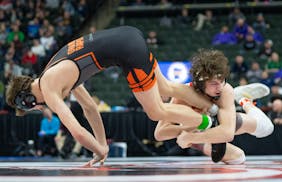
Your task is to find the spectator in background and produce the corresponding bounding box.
[11,34,24,53]
[194,10,215,31]
[37,107,60,156]
[5,45,20,64]
[246,61,263,83]
[268,85,282,107]
[0,0,12,10]
[0,10,8,23]
[45,0,60,9]
[269,99,282,125]
[31,39,46,58]
[233,18,248,43]
[41,19,51,34]
[4,59,22,84]
[62,10,73,28]
[242,33,257,53]
[6,23,25,44]
[258,39,274,60]
[177,8,192,27]
[265,52,282,75]
[228,7,245,25]
[55,18,72,43]
[231,55,248,80]
[27,17,41,39]
[146,30,159,49]
[260,71,275,88]
[21,48,39,76]
[247,26,264,44]
[212,25,237,45]
[31,38,46,71]
[62,0,75,16]
[273,70,282,86]
[0,23,8,45]
[272,85,282,95]
[160,14,172,27]
[9,9,17,23]
[253,13,270,33]
[77,0,89,22]
[35,8,47,24]
[13,0,25,21]
[24,0,36,22]
[40,25,57,58]
[239,77,248,86]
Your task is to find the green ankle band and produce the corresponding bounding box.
[198,115,210,131]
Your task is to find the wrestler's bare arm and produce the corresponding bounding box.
[72,85,107,146]
[39,70,107,157]
[172,83,212,113]
[177,84,236,144]
[154,98,196,141]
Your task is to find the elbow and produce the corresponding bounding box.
[226,135,234,142]
[224,131,234,142]
[220,125,235,142]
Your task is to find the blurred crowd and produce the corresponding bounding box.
[0,0,90,110]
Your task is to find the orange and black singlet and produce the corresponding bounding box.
[40,26,157,92]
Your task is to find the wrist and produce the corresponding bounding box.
[198,115,212,131]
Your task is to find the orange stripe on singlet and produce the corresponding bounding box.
[74,52,104,70]
[149,52,153,62]
[128,59,157,88]
[131,78,157,92]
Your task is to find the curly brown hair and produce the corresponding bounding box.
[5,75,34,116]
[190,49,230,83]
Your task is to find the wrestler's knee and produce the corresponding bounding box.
[146,110,163,121]
[144,106,165,121]
[224,148,246,165]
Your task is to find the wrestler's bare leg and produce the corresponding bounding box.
[154,65,213,112]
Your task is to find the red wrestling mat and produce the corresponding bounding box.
[0,156,281,182]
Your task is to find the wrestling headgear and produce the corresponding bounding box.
[14,91,37,111]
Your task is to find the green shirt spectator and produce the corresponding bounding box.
[266,52,282,74]
[6,24,25,43]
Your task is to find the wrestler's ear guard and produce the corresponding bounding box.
[14,91,37,110]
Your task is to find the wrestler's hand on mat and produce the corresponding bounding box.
[83,145,109,167]
[176,131,193,149]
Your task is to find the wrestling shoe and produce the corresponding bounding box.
[234,83,270,104]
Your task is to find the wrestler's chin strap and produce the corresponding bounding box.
[206,94,221,101]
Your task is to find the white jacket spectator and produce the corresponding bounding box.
[31,39,46,57]
[40,26,56,51]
